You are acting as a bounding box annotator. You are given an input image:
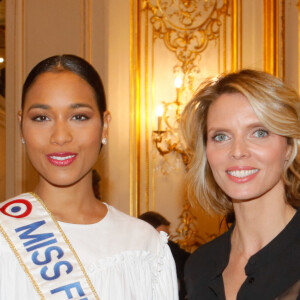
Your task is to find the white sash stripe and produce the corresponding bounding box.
[0,193,100,300]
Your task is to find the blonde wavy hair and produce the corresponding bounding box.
[181,69,300,215]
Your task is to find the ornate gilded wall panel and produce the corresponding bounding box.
[263,0,299,89]
[263,0,283,78]
[132,0,300,247]
[134,0,240,246]
[285,0,299,91]
[144,0,230,75]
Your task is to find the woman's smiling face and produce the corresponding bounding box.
[206,93,291,202]
[20,71,106,187]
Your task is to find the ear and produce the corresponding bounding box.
[17,110,22,125]
[101,111,111,140]
[17,110,24,139]
[284,141,293,163]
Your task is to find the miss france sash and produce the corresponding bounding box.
[0,193,100,300]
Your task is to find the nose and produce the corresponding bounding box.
[230,137,250,159]
[50,120,73,145]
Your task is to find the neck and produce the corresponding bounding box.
[231,186,296,258]
[34,173,107,224]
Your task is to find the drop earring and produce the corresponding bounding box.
[21,138,26,144]
[102,137,107,145]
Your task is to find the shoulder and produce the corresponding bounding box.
[294,208,300,226]
[185,229,231,282]
[105,204,164,250]
[106,204,157,234]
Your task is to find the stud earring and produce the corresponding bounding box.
[21,138,25,144]
[102,137,107,145]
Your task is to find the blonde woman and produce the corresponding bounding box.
[182,70,300,300]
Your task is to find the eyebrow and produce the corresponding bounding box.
[207,122,266,134]
[70,103,93,109]
[27,104,50,112]
[26,102,93,112]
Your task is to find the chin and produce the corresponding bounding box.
[229,193,263,203]
[225,189,261,203]
[41,174,85,188]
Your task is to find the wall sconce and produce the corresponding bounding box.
[156,104,164,132]
[152,75,202,252]
[152,76,189,166]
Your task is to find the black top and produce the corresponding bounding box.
[184,209,300,300]
[168,241,190,300]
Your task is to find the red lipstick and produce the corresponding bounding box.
[46,152,77,167]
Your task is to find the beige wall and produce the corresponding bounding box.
[0,103,5,201]
[5,0,133,213]
[6,0,109,196]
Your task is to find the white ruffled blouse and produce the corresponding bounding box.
[0,203,178,300]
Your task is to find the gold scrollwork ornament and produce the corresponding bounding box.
[143,0,230,74]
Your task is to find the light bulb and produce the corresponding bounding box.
[156,104,164,131]
[156,104,164,117]
[174,76,183,88]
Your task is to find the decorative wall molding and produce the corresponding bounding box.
[135,0,298,245]
[263,0,285,78]
[80,0,92,62]
[143,0,230,75]
[135,0,237,244]
[0,106,5,128]
[5,0,25,198]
